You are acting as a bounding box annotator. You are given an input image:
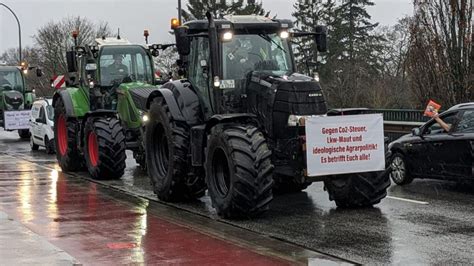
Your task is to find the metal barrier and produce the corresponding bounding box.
[364,109,426,142]
[328,108,428,142]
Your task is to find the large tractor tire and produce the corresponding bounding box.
[273,174,312,194]
[146,97,206,202]
[54,97,83,172]
[324,169,391,208]
[18,129,30,139]
[205,124,274,219]
[84,117,126,180]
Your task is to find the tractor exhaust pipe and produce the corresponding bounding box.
[206,11,222,114]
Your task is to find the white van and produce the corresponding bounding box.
[30,98,55,154]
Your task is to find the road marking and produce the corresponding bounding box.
[387,196,429,205]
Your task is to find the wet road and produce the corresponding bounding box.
[1,129,474,264]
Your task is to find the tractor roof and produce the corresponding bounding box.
[0,66,20,72]
[184,15,293,33]
[95,37,133,46]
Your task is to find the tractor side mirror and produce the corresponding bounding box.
[36,68,43,77]
[315,25,327,53]
[85,61,98,86]
[66,51,78,73]
[175,27,190,56]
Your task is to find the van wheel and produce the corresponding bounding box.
[45,136,55,154]
[30,136,39,151]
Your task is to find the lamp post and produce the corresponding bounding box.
[0,3,22,62]
[178,0,182,23]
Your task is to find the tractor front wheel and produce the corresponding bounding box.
[54,97,83,172]
[84,117,126,179]
[18,129,30,139]
[324,169,391,208]
[146,97,205,202]
[205,125,274,219]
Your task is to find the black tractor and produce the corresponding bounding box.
[144,13,390,218]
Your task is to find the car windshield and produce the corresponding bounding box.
[0,69,24,92]
[46,105,54,120]
[222,33,293,80]
[99,46,153,86]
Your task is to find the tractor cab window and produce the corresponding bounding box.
[0,69,24,92]
[188,37,213,116]
[99,46,153,87]
[222,33,293,80]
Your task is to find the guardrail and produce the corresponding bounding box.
[328,108,428,142]
[365,109,427,142]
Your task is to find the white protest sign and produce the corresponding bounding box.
[305,114,385,177]
[4,110,31,130]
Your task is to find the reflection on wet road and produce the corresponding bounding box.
[1,129,474,264]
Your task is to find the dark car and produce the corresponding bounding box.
[388,103,474,185]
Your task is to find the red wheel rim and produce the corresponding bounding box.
[57,115,68,156]
[88,132,99,167]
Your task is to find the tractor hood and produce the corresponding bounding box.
[2,90,24,110]
[248,72,327,115]
[245,72,328,139]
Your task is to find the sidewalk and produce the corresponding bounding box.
[0,159,292,265]
[0,211,77,265]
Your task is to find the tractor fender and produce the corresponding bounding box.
[146,80,202,125]
[52,87,90,118]
[52,90,75,117]
[205,113,259,132]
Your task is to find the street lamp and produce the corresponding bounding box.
[0,3,22,62]
[177,0,182,24]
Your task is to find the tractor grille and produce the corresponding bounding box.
[3,91,24,110]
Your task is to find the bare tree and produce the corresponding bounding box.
[407,0,473,108]
[153,46,179,79]
[34,16,112,95]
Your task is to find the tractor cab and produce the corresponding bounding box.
[67,37,157,110]
[175,15,327,119]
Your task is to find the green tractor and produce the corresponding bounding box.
[0,65,39,138]
[143,14,390,218]
[53,35,166,179]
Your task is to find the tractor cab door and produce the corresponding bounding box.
[187,37,214,119]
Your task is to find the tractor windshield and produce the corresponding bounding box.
[99,45,154,87]
[222,33,293,80]
[0,68,25,92]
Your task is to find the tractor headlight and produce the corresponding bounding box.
[139,110,149,123]
[287,114,326,126]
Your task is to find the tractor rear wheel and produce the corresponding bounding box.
[146,97,206,202]
[205,125,273,219]
[324,169,391,208]
[54,97,83,172]
[84,117,126,179]
[273,174,311,194]
[18,129,30,139]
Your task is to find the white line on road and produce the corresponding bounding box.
[387,196,429,205]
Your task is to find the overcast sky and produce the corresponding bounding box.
[0,0,414,54]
